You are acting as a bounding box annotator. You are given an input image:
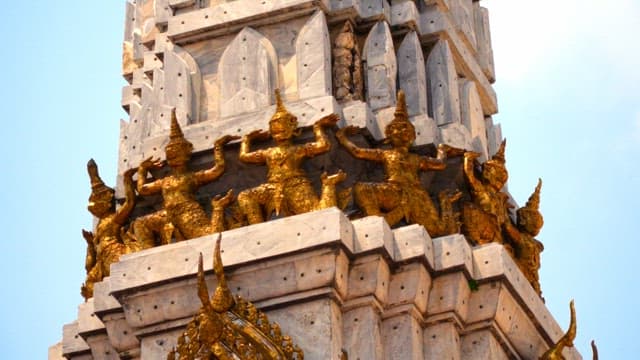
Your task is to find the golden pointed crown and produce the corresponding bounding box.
[87,159,114,195]
[165,108,193,157]
[269,89,298,129]
[525,178,542,211]
[385,90,415,139]
[490,139,507,164]
[517,178,544,236]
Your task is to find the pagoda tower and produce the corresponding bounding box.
[50,1,582,359]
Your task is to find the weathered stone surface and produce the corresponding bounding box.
[423,322,461,360]
[390,0,420,31]
[343,303,384,360]
[432,234,473,275]
[102,312,140,356]
[427,272,470,321]
[387,263,431,313]
[473,4,496,82]
[450,0,477,51]
[485,116,503,157]
[363,21,397,111]
[297,11,332,99]
[269,299,344,360]
[461,330,509,360]
[413,114,440,145]
[85,334,119,360]
[439,121,474,151]
[219,27,277,118]
[427,39,461,125]
[391,224,435,267]
[459,80,489,161]
[341,100,376,129]
[398,31,428,117]
[347,254,390,303]
[351,216,394,257]
[77,299,106,337]
[93,278,121,316]
[111,208,354,293]
[382,313,423,360]
[139,328,183,359]
[62,321,91,358]
[48,342,64,360]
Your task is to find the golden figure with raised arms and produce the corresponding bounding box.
[237,90,345,224]
[81,159,140,300]
[336,90,461,237]
[134,109,238,244]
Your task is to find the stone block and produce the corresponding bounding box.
[342,303,383,360]
[140,328,183,359]
[391,224,435,267]
[358,0,391,21]
[423,322,461,360]
[93,278,121,316]
[387,263,431,313]
[77,299,106,337]
[398,31,428,117]
[110,208,354,293]
[426,39,460,126]
[413,114,440,145]
[459,80,489,161]
[269,299,344,360]
[485,117,502,157]
[432,234,473,275]
[102,312,140,355]
[363,21,397,111]
[85,334,119,360]
[472,4,495,82]
[382,313,423,360]
[391,1,420,32]
[48,342,63,360]
[62,321,91,358]
[461,330,509,360]
[341,100,376,129]
[347,254,390,303]
[427,272,470,321]
[371,106,395,140]
[450,0,477,51]
[351,216,394,257]
[297,11,332,99]
[439,121,474,151]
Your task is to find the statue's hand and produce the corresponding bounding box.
[215,134,241,147]
[212,189,235,209]
[464,151,481,160]
[337,125,361,138]
[123,167,137,179]
[82,229,94,245]
[140,156,163,170]
[315,113,340,127]
[246,129,270,141]
[438,143,465,157]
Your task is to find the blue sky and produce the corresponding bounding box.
[0,1,638,358]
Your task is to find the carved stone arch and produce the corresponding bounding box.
[362,21,397,111]
[296,11,331,99]
[397,31,427,117]
[219,27,279,118]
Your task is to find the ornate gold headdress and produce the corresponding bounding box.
[87,159,114,196]
[168,234,304,360]
[165,108,193,159]
[269,89,298,130]
[517,178,544,236]
[385,90,415,139]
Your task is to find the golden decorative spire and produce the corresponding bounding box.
[491,139,507,164]
[211,234,234,312]
[394,90,409,119]
[270,89,298,129]
[526,178,542,210]
[385,90,415,139]
[165,108,193,157]
[540,300,577,360]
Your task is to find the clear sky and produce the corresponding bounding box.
[0,1,637,358]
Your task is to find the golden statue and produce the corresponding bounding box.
[167,235,304,359]
[541,300,576,360]
[335,90,462,237]
[237,90,345,224]
[133,109,238,244]
[81,160,141,300]
[462,140,511,246]
[504,179,545,295]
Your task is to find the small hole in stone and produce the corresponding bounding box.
[359,276,364,281]
[147,266,151,270]
[74,335,78,339]
[153,305,158,309]
[364,234,369,238]
[283,277,288,281]
[301,273,305,277]
[472,340,477,345]
[432,335,437,339]
[446,251,450,256]
[484,260,489,264]
[297,232,301,236]
[354,318,358,322]
[317,269,322,273]
[124,330,128,335]
[257,241,261,245]
[439,296,444,300]
[393,326,398,330]
[123,273,127,277]
[310,320,315,325]
[479,305,483,309]
[171,301,175,305]
[185,258,189,262]
[400,285,405,290]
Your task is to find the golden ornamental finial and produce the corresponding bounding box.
[87,158,113,193]
[394,90,409,119]
[169,108,184,141]
[165,108,193,158]
[491,139,507,164]
[211,234,234,312]
[275,88,286,113]
[270,89,298,129]
[540,300,576,360]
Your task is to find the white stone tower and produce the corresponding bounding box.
[50,1,582,359]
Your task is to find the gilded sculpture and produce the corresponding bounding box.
[237,90,345,224]
[462,140,511,247]
[333,21,363,102]
[133,109,238,245]
[167,235,304,360]
[504,179,545,295]
[336,90,462,237]
[81,159,141,300]
[541,300,576,360]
